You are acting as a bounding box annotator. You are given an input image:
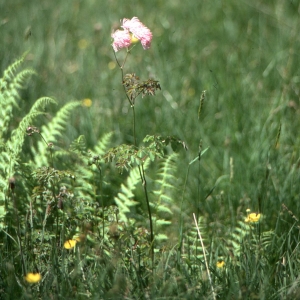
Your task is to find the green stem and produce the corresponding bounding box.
[178,163,190,265]
[11,189,26,275]
[139,164,154,265]
[96,164,104,239]
[114,47,154,267]
[132,105,137,147]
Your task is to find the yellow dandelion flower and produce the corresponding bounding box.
[25,273,41,283]
[64,239,77,249]
[82,98,92,107]
[216,261,225,268]
[245,213,261,223]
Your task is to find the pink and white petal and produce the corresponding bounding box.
[122,17,152,49]
[111,29,131,52]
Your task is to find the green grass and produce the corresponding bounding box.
[1,0,300,299]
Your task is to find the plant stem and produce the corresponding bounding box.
[10,188,26,275]
[114,48,154,266]
[96,163,104,239]
[193,213,216,300]
[132,105,137,146]
[139,164,154,264]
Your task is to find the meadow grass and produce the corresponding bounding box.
[1,1,300,299]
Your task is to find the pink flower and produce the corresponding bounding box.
[122,17,153,50]
[111,29,131,52]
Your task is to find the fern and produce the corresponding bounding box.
[181,216,207,268]
[68,133,112,202]
[69,135,87,155]
[213,218,274,266]
[0,54,35,138]
[152,153,178,241]
[69,134,144,223]
[31,101,81,168]
[0,56,55,228]
[69,133,113,202]
[9,97,57,154]
[94,132,114,156]
[114,160,150,223]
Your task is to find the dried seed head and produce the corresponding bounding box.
[57,198,64,210]
[8,177,16,190]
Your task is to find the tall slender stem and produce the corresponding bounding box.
[114,48,154,266]
[132,106,137,147]
[193,213,216,300]
[10,186,26,275]
[138,164,154,265]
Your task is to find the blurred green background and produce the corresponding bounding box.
[1,0,300,226]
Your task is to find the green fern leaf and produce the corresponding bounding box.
[94,132,113,156]
[69,135,87,154]
[114,166,144,223]
[0,55,54,228]
[30,97,57,112]
[0,56,35,138]
[70,133,113,202]
[32,101,81,167]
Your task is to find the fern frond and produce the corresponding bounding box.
[0,56,60,229]
[2,53,27,82]
[32,101,81,168]
[114,166,141,223]
[0,56,35,138]
[30,97,57,112]
[69,135,87,156]
[10,69,36,91]
[41,101,81,141]
[94,132,114,156]
[182,216,207,262]
[152,153,178,236]
[70,133,113,202]
[10,112,44,153]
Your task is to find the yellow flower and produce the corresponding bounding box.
[245,213,261,223]
[82,98,92,107]
[64,239,77,249]
[216,260,225,268]
[25,273,41,283]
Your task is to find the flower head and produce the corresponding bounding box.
[64,239,77,249]
[111,29,131,52]
[245,212,261,223]
[82,98,92,107]
[216,260,225,268]
[25,273,41,283]
[122,17,153,50]
[111,17,153,52]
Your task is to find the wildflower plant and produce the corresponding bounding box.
[109,16,181,263]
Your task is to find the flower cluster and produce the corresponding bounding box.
[111,17,153,52]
